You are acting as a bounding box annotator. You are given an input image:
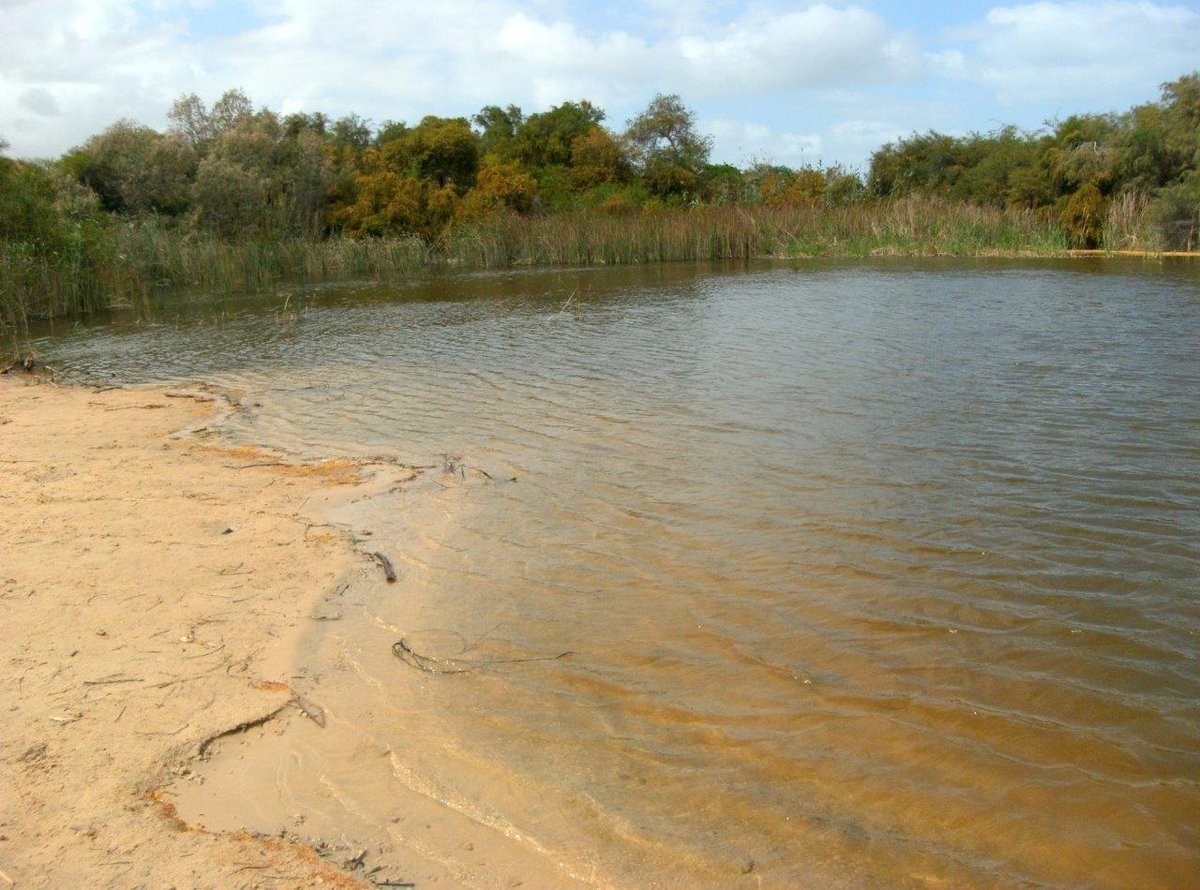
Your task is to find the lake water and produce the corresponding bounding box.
[36,259,1200,886]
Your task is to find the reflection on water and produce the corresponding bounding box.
[39,260,1200,885]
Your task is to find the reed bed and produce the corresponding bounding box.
[2,228,427,336]
[3,196,1073,336]
[446,197,1069,267]
[1101,192,1161,252]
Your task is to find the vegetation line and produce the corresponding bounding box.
[2,72,1197,340]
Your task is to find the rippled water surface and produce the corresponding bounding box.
[38,260,1200,886]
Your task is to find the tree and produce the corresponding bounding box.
[381,116,479,191]
[167,88,253,152]
[284,111,330,138]
[333,149,459,238]
[624,94,711,197]
[625,94,710,165]
[569,127,630,189]
[63,120,196,215]
[374,120,409,146]
[188,107,335,237]
[456,156,538,220]
[473,104,524,159]
[1059,182,1106,247]
[1151,172,1200,250]
[515,101,605,168]
[332,114,372,152]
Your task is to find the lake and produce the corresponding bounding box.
[35,258,1200,886]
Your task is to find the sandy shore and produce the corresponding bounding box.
[0,374,393,888]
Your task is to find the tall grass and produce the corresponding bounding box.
[2,225,427,338]
[1102,192,1161,252]
[3,196,1072,337]
[111,225,428,300]
[445,197,1069,267]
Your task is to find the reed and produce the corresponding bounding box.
[2,225,428,337]
[3,196,1071,338]
[1102,192,1161,252]
[445,197,1068,267]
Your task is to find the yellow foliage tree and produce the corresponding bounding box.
[569,128,630,189]
[455,157,538,221]
[333,149,459,238]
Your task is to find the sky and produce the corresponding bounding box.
[1,0,1198,172]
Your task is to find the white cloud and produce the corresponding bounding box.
[707,119,823,166]
[19,88,62,117]
[0,1,920,157]
[2,0,1195,165]
[946,1,1200,105]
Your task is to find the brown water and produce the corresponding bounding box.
[39,260,1200,886]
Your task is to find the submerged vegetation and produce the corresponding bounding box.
[2,73,1198,335]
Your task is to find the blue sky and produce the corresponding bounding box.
[2,0,1198,171]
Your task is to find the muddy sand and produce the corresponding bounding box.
[0,375,580,889]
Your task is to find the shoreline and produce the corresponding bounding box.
[0,374,409,887]
[0,372,594,889]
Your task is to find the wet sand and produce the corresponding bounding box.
[0,374,578,888]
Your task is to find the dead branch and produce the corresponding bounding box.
[372,551,397,583]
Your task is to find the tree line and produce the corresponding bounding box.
[2,72,1198,267]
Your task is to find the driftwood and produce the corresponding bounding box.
[391,638,573,675]
[372,551,397,583]
[0,352,38,375]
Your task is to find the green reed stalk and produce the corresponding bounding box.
[3,196,1076,339]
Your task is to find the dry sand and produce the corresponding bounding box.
[0,374,380,887]
[0,373,481,888]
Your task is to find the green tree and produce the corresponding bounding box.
[515,101,605,168]
[625,94,712,198]
[332,114,372,152]
[0,158,65,245]
[63,120,196,215]
[381,116,479,191]
[284,111,330,138]
[190,107,334,237]
[374,120,410,146]
[473,105,524,159]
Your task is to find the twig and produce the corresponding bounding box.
[372,552,397,583]
[183,642,226,660]
[137,721,189,737]
[151,674,208,689]
[295,695,326,728]
[391,639,573,675]
[83,676,143,686]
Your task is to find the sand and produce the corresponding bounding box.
[0,374,419,888]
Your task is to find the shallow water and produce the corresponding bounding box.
[37,259,1200,886]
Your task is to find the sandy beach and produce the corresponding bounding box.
[1,371,599,889]
[0,372,382,887]
[0,369,538,890]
